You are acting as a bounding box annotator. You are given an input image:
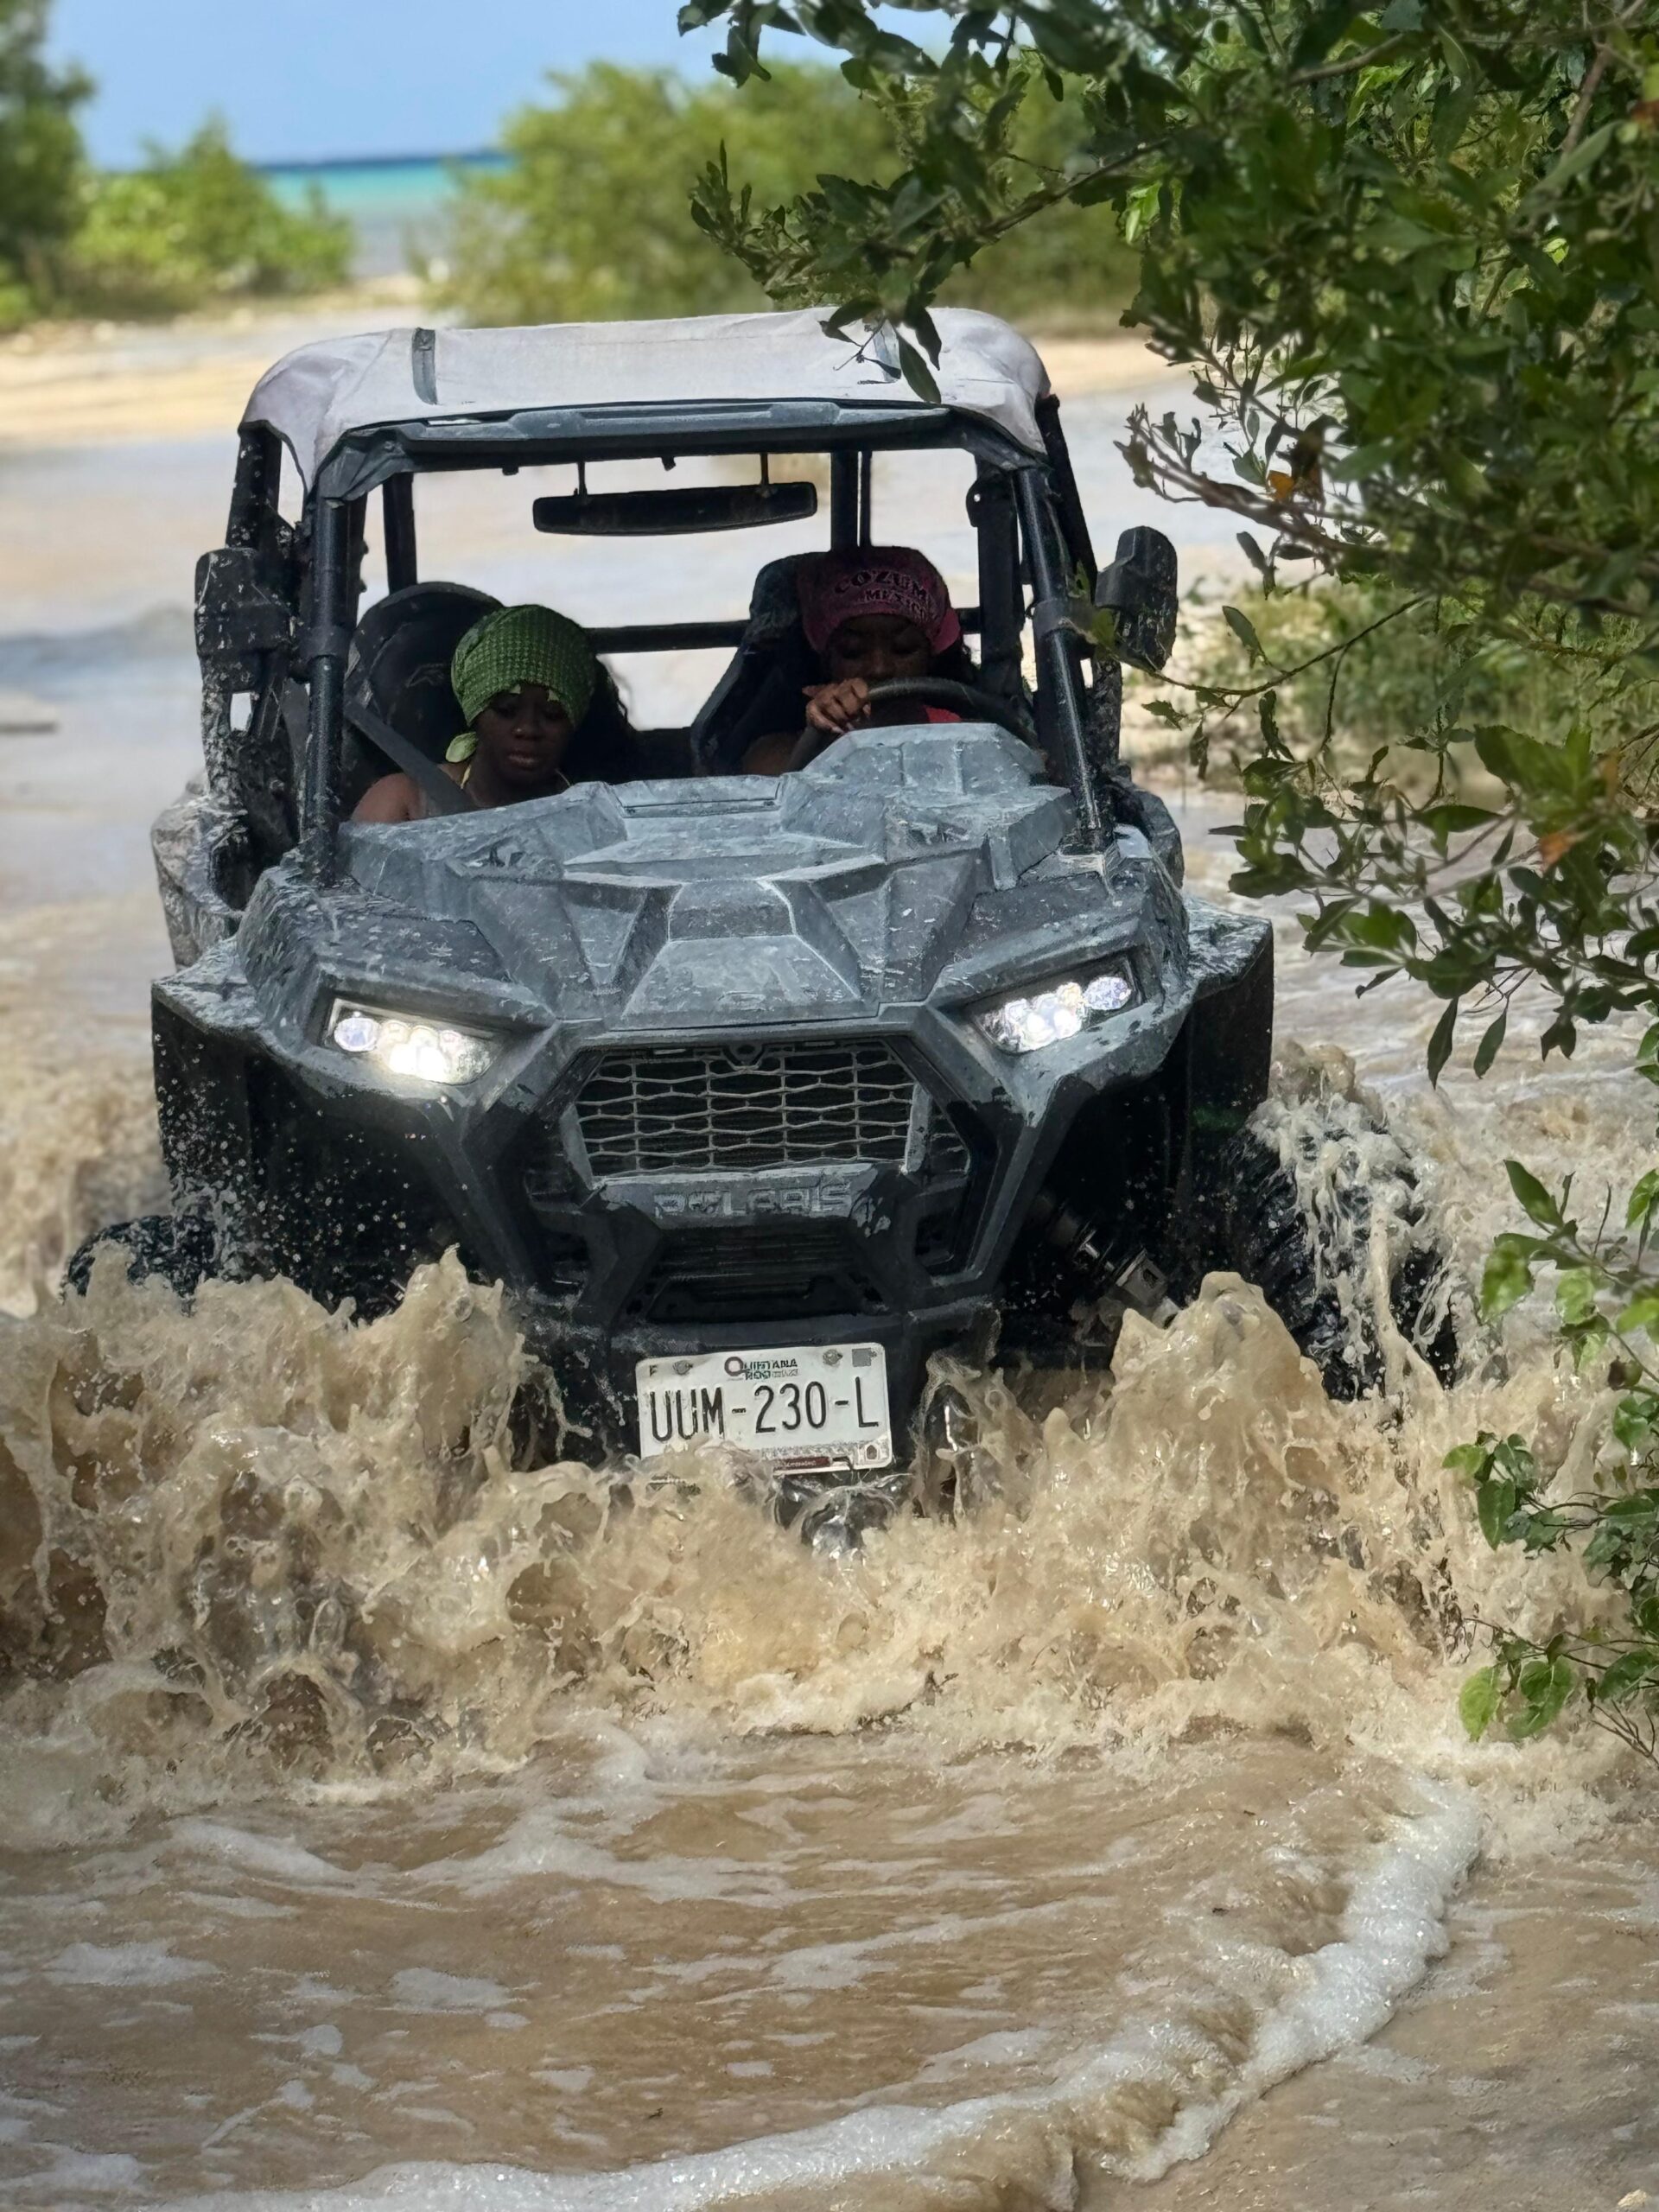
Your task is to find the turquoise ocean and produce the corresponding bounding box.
[261,152,509,279]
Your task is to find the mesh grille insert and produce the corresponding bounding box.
[629,1225,880,1324]
[576,1041,917,1175]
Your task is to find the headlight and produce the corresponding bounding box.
[327,1000,500,1086]
[970,960,1136,1055]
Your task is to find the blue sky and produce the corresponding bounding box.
[49,1,731,166]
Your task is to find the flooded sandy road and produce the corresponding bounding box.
[1,321,1656,2211]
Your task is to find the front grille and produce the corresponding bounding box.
[576,1041,917,1176]
[628,1225,882,1325]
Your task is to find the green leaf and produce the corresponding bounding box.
[1427,997,1458,1086]
[1459,1665,1501,1740]
[1617,1291,1659,1338]
[1555,1268,1599,1326]
[1627,1171,1659,1231]
[1613,1389,1659,1454]
[1422,803,1497,840]
[1443,1440,1490,1480]
[1534,120,1617,200]
[1222,605,1265,662]
[1504,1160,1562,1230]
[1477,1475,1517,1549]
[1506,1654,1575,1739]
[1592,1651,1656,1707]
[1473,1011,1507,1077]
[1481,1239,1536,1319]
[893,333,941,405]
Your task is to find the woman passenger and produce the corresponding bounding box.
[354,602,638,821]
[742,546,973,774]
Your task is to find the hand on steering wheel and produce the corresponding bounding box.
[861,677,1039,749]
[802,676,876,738]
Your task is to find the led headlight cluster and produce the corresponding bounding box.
[327,1001,499,1086]
[971,960,1136,1056]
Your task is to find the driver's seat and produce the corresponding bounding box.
[690,555,818,775]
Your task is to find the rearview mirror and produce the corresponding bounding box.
[1093,525,1179,674]
[532,480,818,537]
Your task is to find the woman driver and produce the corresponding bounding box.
[742,546,972,775]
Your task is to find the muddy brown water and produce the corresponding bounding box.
[2,378,1656,2211]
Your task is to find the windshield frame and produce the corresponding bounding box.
[284,400,1104,867]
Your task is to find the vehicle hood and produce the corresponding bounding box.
[231,729,1186,1031]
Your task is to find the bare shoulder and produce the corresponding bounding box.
[352,772,423,823]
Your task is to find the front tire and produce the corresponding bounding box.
[1217,1084,1461,1399]
[63,1212,215,1300]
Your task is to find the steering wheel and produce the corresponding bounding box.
[862,677,1039,751]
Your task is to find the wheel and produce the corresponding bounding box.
[63,1212,215,1299]
[1216,1086,1462,1400]
[861,677,1039,749]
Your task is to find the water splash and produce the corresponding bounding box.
[0,1209,1614,1841]
[0,977,1642,2210]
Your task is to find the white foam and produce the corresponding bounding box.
[156,1778,1478,2212]
[391,1970,513,2014]
[17,2146,145,2194]
[46,1940,215,1988]
[169,1822,359,1889]
[428,1804,791,1910]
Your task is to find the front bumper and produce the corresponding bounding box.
[156,974,1027,1460]
[152,876,1262,1471]
[455,1039,1012,1457]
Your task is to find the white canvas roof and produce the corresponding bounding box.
[241,308,1052,486]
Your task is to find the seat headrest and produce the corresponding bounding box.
[746,554,815,647]
[349,582,501,754]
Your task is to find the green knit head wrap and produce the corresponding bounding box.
[447,605,599,761]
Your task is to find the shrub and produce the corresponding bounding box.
[0,0,89,327]
[1184,577,1659,789]
[61,120,352,318]
[437,60,1135,327]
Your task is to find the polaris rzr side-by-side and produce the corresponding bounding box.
[79,308,1456,1502]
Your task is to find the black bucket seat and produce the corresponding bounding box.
[341,582,501,816]
[690,554,820,775]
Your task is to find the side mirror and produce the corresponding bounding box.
[1093,526,1179,674]
[194,546,294,684]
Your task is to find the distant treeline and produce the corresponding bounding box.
[1,0,347,327]
[435,63,1138,330]
[2,0,1135,331]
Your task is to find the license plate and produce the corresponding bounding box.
[635,1344,893,1471]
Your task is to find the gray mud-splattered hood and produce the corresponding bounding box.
[259,729,1194,1035]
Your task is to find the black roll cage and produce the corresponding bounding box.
[214,395,1111,881]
